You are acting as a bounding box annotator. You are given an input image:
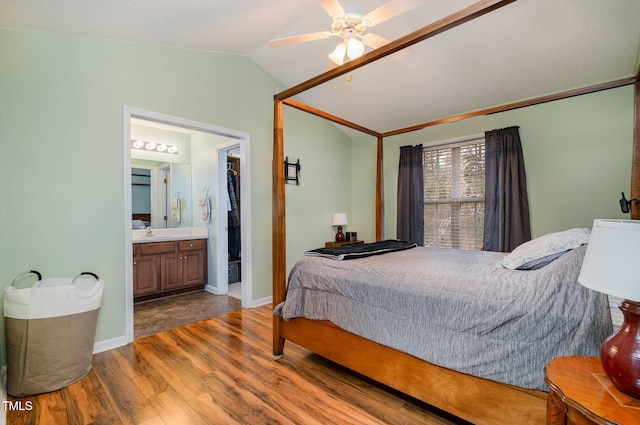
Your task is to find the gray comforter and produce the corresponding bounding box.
[275,245,612,391]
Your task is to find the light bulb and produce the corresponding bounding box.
[346,38,364,60]
[132,140,144,149]
[157,144,167,152]
[145,142,156,150]
[328,42,346,65]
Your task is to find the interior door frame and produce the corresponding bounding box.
[215,141,251,305]
[123,105,251,343]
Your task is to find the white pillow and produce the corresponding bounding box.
[496,228,591,270]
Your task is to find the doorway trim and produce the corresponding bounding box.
[215,141,251,307]
[123,105,251,344]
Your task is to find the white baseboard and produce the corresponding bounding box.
[204,284,220,294]
[251,296,272,308]
[93,335,128,354]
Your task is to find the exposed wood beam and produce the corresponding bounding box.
[376,137,384,241]
[272,99,286,355]
[274,0,517,102]
[382,77,637,137]
[283,99,380,137]
[632,75,640,219]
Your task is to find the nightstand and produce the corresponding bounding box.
[324,240,364,248]
[545,356,640,424]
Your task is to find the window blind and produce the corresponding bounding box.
[423,140,485,250]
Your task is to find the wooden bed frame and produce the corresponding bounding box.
[272,1,640,424]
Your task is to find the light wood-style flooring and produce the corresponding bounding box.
[8,306,464,425]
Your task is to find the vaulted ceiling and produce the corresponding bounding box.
[3,0,639,135]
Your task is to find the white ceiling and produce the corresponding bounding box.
[3,0,639,136]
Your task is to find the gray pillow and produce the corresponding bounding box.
[515,250,568,270]
[496,228,591,270]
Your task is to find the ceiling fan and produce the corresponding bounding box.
[269,0,421,66]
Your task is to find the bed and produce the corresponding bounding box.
[273,238,612,424]
[271,2,639,424]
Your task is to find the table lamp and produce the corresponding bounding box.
[578,219,640,399]
[332,213,348,242]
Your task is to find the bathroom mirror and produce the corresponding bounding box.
[131,161,192,229]
[131,120,193,229]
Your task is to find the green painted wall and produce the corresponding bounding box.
[0,29,350,362]
[352,85,634,241]
[283,107,352,272]
[1,27,634,368]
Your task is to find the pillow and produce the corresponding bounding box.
[515,251,567,270]
[496,228,591,270]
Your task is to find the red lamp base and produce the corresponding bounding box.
[600,300,640,399]
[335,226,345,242]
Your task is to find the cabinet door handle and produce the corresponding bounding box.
[133,261,137,265]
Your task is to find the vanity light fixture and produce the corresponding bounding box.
[131,140,179,155]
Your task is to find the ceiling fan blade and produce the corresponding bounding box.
[363,33,413,60]
[269,31,334,48]
[362,33,390,49]
[318,0,345,19]
[363,0,421,27]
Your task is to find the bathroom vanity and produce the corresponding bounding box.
[132,228,208,303]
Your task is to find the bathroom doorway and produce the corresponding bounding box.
[123,106,252,343]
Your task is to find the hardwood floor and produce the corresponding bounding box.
[134,290,242,338]
[7,306,464,425]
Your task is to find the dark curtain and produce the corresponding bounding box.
[483,126,531,252]
[396,144,424,245]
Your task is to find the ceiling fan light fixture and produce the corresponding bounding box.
[329,42,347,65]
[346,37,365,60]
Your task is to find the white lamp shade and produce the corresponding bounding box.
[328,42,346,65]
[346,38,365,60]
[578,219,640,301]
[332,213,348,226]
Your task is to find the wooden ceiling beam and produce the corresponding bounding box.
[282,99,380,137]
[382,77,637,137]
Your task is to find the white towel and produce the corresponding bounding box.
[200,196,211,223]
[171,197,181,222]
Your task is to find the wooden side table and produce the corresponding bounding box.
[545,356,640,424]
[324,240,364,248]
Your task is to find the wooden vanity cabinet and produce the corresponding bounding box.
[133,239,207,302]
[133,250,159,296]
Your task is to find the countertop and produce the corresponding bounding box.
[132,228,208,243]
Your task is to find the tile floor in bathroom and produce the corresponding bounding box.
[134,290,242,338]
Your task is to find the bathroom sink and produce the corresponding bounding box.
[132,227,208,243]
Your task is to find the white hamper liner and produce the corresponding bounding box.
[4,271,104,397]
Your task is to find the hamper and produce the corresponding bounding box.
[4,271,103,396]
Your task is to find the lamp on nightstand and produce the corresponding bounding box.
[332,213,348,242]
[578,219,640,399]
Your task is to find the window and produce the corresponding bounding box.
[423,139,485,250]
